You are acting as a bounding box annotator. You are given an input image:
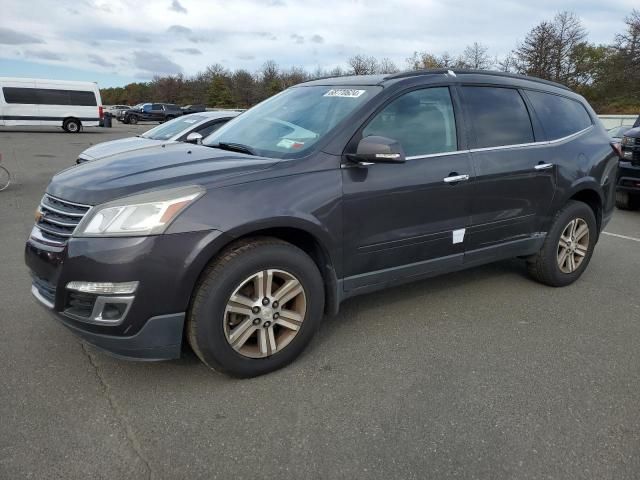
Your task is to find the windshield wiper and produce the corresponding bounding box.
[211,142,256,156]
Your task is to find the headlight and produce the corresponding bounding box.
[622,136,634,146]
[75,185,204,237]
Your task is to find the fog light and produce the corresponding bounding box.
[66,281,139,295]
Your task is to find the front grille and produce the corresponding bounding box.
[32,275,56,304]
[34,194,91,245]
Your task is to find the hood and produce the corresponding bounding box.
[80,137,166,160]
[48,143,280,205]
[623,126,640,138]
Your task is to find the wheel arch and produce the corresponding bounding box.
[566,181,604,233]
[189,221,341,317]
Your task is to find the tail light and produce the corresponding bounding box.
[98,106,104,119]
[610,141,622,158]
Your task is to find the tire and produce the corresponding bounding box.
[63,118,81,133]
[615,191,639,210]
[187,237,325,377]
[128,115,138,125]
[0,165,10,191]
[527,200,597,287]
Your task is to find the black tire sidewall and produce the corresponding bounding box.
[191,243,324,377]
[63,119,80,133]
[542,201,597,286]
[128,115,138,124]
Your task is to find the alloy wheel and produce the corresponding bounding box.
[557,218,589,273]
[223,269,306,358]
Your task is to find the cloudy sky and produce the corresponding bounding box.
[0,0,636,87]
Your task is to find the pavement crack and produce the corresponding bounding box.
[80,342,154,480]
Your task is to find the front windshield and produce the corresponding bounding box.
[203,85,381,158]
[141,115,207,140]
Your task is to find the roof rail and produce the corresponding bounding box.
[384,69,571,91]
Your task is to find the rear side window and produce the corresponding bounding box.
[462,86,534,149]
[362,87,457,157]
[525,90,592,140]
[2,87,96,106]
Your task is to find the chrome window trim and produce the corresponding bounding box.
[403,125,594,161]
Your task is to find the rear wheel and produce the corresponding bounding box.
[527,200,597,287]
[615,191,639,210]
[0,166,10,191]
[63,118,81,133]
[187,238,324,377]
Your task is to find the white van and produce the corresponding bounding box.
[0,77,103,133]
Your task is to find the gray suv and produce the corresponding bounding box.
[26,70,618,377]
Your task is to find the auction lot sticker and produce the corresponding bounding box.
[324,89,366,98]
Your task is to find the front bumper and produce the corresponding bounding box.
[25,228,230,360]
[616,161,640,193]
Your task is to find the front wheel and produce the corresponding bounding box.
[127,115,138,124]
[527,200,597,287]
[187,238,325,377]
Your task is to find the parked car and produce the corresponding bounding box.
[181,104,206,115]
[107,104,130,117]
[0,77,102,132]
[77,111,240,164]
[616,126,640,209]
[608,125,634,142]
[118,103,183,124]
[26,70,617,377]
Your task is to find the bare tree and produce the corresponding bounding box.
[348,54,378,75]
[377,57,399,74]
[406,51,441,69]
[462,42,493,69]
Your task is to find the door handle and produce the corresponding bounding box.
[443,174,470,184]
[534,163,554,170]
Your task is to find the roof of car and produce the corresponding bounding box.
[300,69,571,92]
[195,110,242,119]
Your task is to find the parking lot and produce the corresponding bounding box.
[1,123,639,479]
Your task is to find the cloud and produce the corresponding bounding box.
[88,54,116,68]
[169,0,187,14]
[174,48,202,55]
[237,54,255,60]
[0,27,44,45]
[168,25,192,35]
[290,34,304,44]
[135,37,151,43]
[24,49,63,61]
[310,34,324,44]
[133,50,183,75]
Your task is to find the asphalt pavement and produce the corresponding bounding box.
[1,123,639,479]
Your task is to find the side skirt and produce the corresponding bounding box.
[338,234,546,303]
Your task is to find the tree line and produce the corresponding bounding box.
[100,9,640,114]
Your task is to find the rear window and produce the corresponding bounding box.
[525,90,592,140]
[461,86,534,149]
[2,87,97,106]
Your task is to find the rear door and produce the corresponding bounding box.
[460,85,556,258]
[151,104,164,121]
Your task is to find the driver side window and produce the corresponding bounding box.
[362,87,457,157]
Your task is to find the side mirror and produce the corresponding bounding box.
[349,136,406,165]
[186,132,203,145]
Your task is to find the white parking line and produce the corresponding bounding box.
[602,232,640,243]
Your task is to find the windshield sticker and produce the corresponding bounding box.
[277,139,305,149]
[323,89,366,98]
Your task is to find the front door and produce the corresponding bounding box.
[341,86,473,291]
